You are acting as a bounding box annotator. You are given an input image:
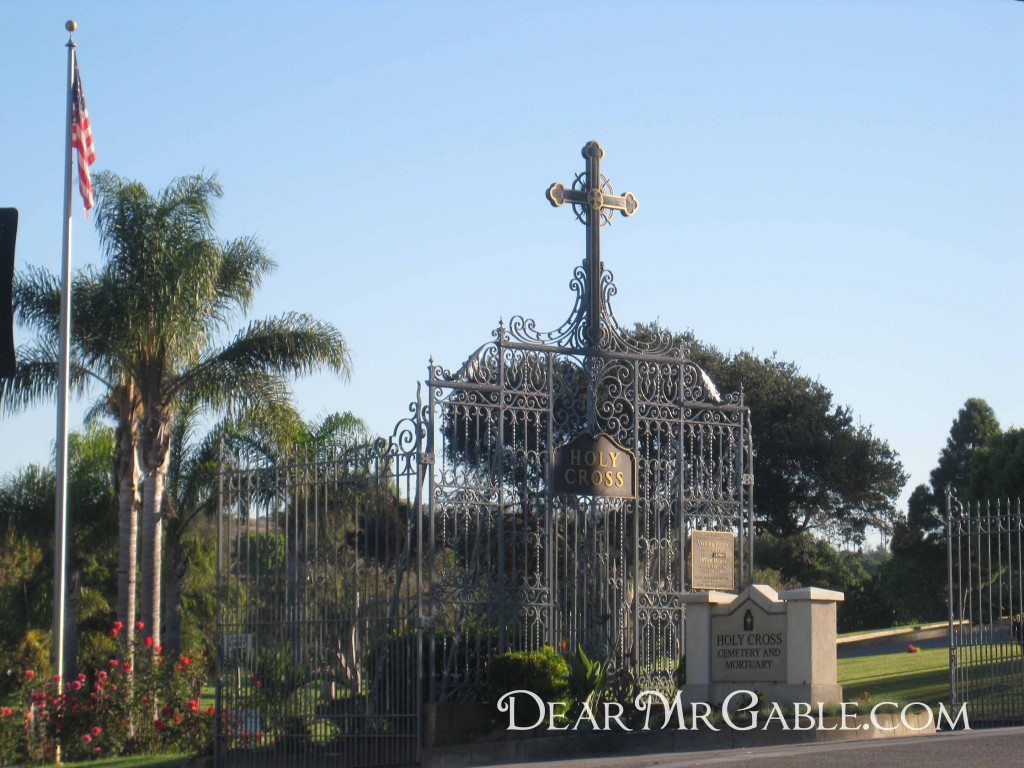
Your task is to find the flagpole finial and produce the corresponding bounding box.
[65,20,77,33]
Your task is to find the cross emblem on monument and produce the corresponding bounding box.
[547,140,638,347]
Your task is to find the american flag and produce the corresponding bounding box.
[70,56,96,216]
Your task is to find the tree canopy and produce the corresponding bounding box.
[635,324,907,543]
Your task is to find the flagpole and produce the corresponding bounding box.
[52,19,77,707]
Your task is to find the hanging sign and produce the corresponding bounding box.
[551,432,635,498]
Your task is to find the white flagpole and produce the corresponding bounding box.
[52,20,77,704]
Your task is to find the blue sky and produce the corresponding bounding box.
[3,1,1022,529]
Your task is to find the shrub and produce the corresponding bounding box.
[0,621,212,765]
[486,646,569,704]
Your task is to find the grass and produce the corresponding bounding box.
[61,755,190,768]
[838,646,949,706]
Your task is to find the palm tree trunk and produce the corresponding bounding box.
[114,423,139,653]
[163,524,186,659]
[141,452,169,646]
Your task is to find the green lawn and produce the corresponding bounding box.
[61,756,191,768]
[838,646,949,707]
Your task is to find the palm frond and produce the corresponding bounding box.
[311,411,373,448]
[0,341,93,414]
[175,313,351,401]
[213,236,275,318]
[12,266,61,338]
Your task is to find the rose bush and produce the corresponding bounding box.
[0,622,212,765]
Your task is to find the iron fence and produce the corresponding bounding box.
[948,492,1024,727]
[215,417,425,768]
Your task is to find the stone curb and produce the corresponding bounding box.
[837,621,961,647]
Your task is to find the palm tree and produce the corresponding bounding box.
[1,266,143,651]
[3,171,353,650]
[90,171,352,645]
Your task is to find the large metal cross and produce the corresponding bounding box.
[547,140,638,347]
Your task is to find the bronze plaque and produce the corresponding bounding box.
[551,433,635,498]
[690,530,736,591]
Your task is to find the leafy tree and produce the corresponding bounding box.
[930,398,1001,505]
[635,324,907,543]
[2,265,143,645]
[3,171,353,648]
[889,398,1002,622]
[0,425,118,687]
[968,428,1024,501]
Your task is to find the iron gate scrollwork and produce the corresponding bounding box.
[215,141,755,767]
[424,257,754,703]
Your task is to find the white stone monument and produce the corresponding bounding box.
[680,584,844,706]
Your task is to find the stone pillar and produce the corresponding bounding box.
[679,591,735,703]
[779,587,844,704]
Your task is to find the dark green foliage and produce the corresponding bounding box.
[178,528,218,662]
[968,429,1024,501]
[486,646,569,704]
[634,324,907,543]
[0,425,118,691]
[888,399,1003,623]
[754,532,896,631]
[564,645,610,714]
[252,642,307,711]
[932,398,1001,504]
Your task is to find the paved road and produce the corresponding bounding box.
[492,727,1024,768]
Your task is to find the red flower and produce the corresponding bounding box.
[24,670,35,680]
[144,636,154,648]
[70,681,82,692]
[173,715,182,723]
[113,621,123,631]
[108,628,119,638]
[109,659,119,667]
[161,706,171,716]
[97,670,108,682]
[136,621,145,631]
[142,696,149,705]
[82,734,92,744]
[155,645,162,654]
[180,656,191,665]
[187,699,199,712]
[91,726,102,736]
[154,719,165,732]
[207,706,215,715]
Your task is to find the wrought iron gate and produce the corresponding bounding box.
[423,265,754,702]
[215,419,425,768]
[215,141,754,767]
[948,491,1024,727]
